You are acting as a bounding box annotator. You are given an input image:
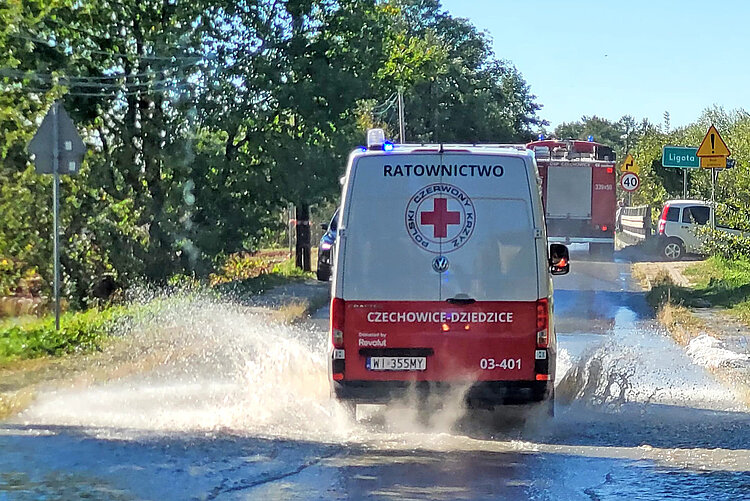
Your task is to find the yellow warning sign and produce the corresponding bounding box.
[620,154,640,174]
[696,125,731,158]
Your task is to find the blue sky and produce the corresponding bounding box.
[440,0,748,131]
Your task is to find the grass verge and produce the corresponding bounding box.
[646,256,750,324]
[212,257,316,298]
[1,256,318,366]
[0,307,132,367]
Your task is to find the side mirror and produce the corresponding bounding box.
[320,223,329,230]
[549,244,570,275]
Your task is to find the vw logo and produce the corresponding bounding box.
[432,256,450,273]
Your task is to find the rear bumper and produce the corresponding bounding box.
[548,236,614,244]
[332,380,554,407]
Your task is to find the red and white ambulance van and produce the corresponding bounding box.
[329,130,569,413]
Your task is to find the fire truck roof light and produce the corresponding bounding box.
[366,128,386,150]
[587,135,594,142]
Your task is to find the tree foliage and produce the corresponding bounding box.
[0,0,544,304]
[554,115,646,160]
[631,108,750,213]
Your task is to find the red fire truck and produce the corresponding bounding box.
[526,139,617,256]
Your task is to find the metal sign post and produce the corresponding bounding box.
[711,168,717,229]
[683,168,687,199]
[28,101,86,330]
[52,103,60,330]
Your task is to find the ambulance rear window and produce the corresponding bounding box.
[339,152,540,301]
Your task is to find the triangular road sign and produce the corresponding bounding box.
[696,125,731,157]
[620,153,639,174]
[28,102,86,174]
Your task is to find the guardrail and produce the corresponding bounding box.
[618,205,652,246]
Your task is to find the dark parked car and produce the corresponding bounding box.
[317,208,339,281]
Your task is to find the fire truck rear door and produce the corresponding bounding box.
[546,164,592,219]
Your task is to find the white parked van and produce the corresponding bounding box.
[329,130,569,413]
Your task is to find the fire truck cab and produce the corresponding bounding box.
[527,139,617,256]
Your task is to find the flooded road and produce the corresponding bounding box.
[1,249,749,500]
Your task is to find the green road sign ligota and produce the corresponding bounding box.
[662,146,700,169]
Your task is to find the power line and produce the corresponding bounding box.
[8,32,204,62]
[67,83,197,97]
[0,68,201,92]
[372,93,398,113]
[2,81,197,97]
[0,63,202,83]
[372,94,398,118]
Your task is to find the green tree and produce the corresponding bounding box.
[554,115,647,160]
[631,107,750,232]
[378,0,543,143]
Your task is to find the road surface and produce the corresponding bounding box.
[1,248,748,500]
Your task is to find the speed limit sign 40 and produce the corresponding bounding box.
[620,172,640,192]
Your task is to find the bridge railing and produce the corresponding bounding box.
[618,205,652,246]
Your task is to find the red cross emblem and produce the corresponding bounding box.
[420,198,461,238]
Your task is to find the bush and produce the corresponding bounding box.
[0,307,128,364]
[698,227,750,260]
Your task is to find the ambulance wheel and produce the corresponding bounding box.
[662,238,684,261]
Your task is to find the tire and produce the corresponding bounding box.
[316,264,331,281]
[662,238,684,261]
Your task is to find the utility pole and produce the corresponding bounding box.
[397,91,406,143]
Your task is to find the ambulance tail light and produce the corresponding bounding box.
[536,298,549,348]
[331,297,345,348]
[331,297,346,380]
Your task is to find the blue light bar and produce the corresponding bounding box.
[587,135,594,142]
[383,141,394,152]
[538,133,545,141]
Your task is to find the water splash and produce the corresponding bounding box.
[14,295,355,441]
